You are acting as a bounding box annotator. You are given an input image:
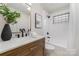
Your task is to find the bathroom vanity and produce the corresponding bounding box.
[0,36,45,56]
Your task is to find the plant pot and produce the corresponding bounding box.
[1,24,12,41]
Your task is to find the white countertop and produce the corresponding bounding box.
[0,36,45,54]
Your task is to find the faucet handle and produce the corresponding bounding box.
[15,34,20,38]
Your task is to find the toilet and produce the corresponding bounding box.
[45,37,55,55]
[45,43,55,56]
[45,36,55,50]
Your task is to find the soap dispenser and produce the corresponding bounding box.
[27,29,31,36]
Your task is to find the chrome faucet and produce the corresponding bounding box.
[19,28,25,37]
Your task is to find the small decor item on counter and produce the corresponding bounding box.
[27,29,31,36]
[0,4,20,41]
[25,33,27,36]
[17,34,20,38]
[27,29,30,36]
[1,24,12,41]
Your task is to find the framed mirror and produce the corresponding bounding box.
[5,3,31,33]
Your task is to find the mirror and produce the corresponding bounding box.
[5,3,31,34]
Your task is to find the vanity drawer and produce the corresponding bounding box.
[0,44,31,56]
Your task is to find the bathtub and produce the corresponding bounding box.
[45,37,76,56]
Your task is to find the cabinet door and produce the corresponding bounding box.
[30,45,44,56]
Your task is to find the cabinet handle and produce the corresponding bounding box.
[30,46,38,50]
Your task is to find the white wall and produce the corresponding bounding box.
[73,4,79,49]
[46,9,70,48]
[67,4,76,49]
[31,3,48,35]
[66,3,79,55]
[70,3,79,55]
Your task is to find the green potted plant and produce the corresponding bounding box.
[0,4,20,41]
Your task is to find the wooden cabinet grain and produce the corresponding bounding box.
[0,38,45,56]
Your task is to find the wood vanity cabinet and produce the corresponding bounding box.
[0,38,45,56]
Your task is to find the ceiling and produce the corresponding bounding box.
[40,3,70,13]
